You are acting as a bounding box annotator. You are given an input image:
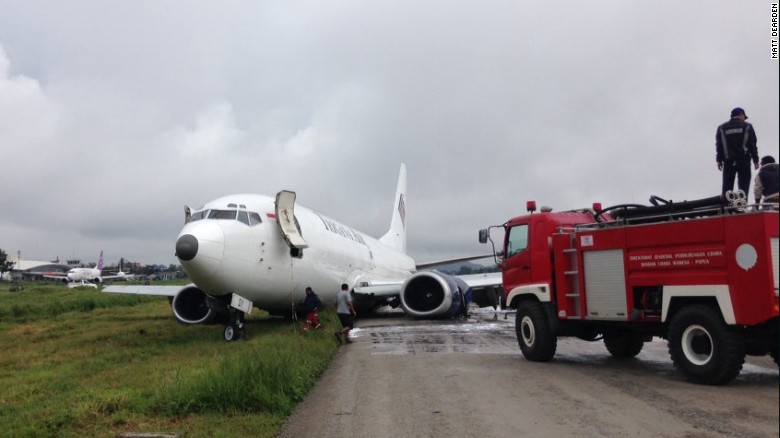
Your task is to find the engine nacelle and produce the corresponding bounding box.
[400,270,472,318]
[171,285,219,325]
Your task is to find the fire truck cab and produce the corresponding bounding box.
[480,193,779,385]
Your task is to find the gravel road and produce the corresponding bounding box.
[277,309,779,438]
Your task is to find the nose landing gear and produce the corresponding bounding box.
[224,311,247,341]
[222,293,254,342]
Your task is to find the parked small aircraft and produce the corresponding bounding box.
[105,164,502,340]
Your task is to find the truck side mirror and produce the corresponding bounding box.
[478,229,489,243]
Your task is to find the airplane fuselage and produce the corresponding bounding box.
[176,194,415,312]
[105,164,499,340]
[66,267,101,283]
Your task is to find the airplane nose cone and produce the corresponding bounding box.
[176,234,199,261]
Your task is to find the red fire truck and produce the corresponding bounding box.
[479,193,778,385]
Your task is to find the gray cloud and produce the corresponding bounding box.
[0,1,777,265]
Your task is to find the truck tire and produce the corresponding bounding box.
[668,305,745,385]
[603,333,644,358]
[516,301,556,361]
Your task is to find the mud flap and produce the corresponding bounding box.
[275,190,309,249]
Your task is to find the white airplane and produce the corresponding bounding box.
[103,260,136,281]
[45,251,129,285]
[104,164,502,340]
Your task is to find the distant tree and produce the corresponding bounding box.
[0,249,15,280]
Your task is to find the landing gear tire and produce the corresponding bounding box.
[224,324,242,342]
[604,332,645,358]
[516,301,556,362]
[668,305,745,385]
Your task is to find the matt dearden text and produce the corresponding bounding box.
[772,3,778,59]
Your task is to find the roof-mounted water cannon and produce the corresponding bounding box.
[526,201,537,213]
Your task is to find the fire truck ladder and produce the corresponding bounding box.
[561,233,581,318]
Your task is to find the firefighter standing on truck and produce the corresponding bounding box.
[754,155,779,204]
[716,107,759,195]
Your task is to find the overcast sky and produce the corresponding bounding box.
[1,1,778,266]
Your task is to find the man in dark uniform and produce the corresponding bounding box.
[754,155,779,204]
[716,107,759,195]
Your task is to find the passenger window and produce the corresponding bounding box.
[507,224,529,257]
[237,211,250,225]
[249,212,263,226]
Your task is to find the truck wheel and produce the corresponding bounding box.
[603,333,644,358]
[668,305,745,385]
[516,301,556,361]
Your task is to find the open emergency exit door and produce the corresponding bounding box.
[275,190,309,254]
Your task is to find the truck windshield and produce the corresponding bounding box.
[507,224,529,257]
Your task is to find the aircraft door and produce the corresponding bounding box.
[275,190,309,250]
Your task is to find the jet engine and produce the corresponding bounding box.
[399,270,472,318]
[171,286,219,325]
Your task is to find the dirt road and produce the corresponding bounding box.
[277,309,779,438]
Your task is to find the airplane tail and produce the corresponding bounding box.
[96,250,104,271]
[379,163,407,253]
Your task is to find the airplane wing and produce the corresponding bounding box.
[102,284,182,297]
[415,254,494,270]
[352,271,503,315]
[354,273,502,295]
[457,272,502,288]
[101,274,136,281]
[353,282,402,298]
[458,272,503,308]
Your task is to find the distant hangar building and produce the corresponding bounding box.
[4,260,72,281]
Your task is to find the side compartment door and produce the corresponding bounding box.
[275,191,309,249]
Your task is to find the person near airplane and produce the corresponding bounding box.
[303,286,322,330]
[103,163,502,341]
[334,283,356,344]
[753,155,779,204]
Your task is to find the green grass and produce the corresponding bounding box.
[0,282,340,437]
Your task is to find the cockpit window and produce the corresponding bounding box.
[208,210,237,220]
[191,210,208,221]
[191,208,262,226]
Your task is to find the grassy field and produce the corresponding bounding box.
[0,281,340,437]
